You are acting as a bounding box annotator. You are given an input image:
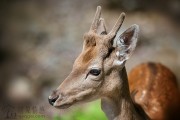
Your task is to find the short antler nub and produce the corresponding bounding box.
[108,13,126,38]
[90,6,101,32]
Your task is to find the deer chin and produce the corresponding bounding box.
[54,102,72,109]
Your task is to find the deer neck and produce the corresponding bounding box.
[101,67,143,120]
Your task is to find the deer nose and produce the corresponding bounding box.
[48,95,59,106]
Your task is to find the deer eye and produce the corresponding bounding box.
[89,69,101,76]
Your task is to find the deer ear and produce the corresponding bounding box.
[113,24,139,66]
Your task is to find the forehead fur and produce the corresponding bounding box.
[83,33,98,47]
[73,45,97,69]
[71,46,97,77]
[81,47,97,64]
[73,33,112,71]
[84,33,110,55]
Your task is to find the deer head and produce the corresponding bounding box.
[48,6,139,109]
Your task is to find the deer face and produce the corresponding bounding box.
[48,6,139,109]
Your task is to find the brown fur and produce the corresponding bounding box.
[83,33,97,47]
[82,47,96,63]
[129,62,180,120]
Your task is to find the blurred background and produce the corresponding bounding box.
[0,0,180,120]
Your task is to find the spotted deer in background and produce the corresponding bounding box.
[49,6,180,120]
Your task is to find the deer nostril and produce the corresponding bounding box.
[48,95,59,106]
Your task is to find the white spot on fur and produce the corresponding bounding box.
[113,60,124,66]
[116,51,120,57]
[90,64,99,69]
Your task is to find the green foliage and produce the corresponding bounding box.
[54,100,107,120]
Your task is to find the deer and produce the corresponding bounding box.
[48,6,180,120]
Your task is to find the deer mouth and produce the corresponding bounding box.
[53,97,74,109]
[55,103,72,109]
